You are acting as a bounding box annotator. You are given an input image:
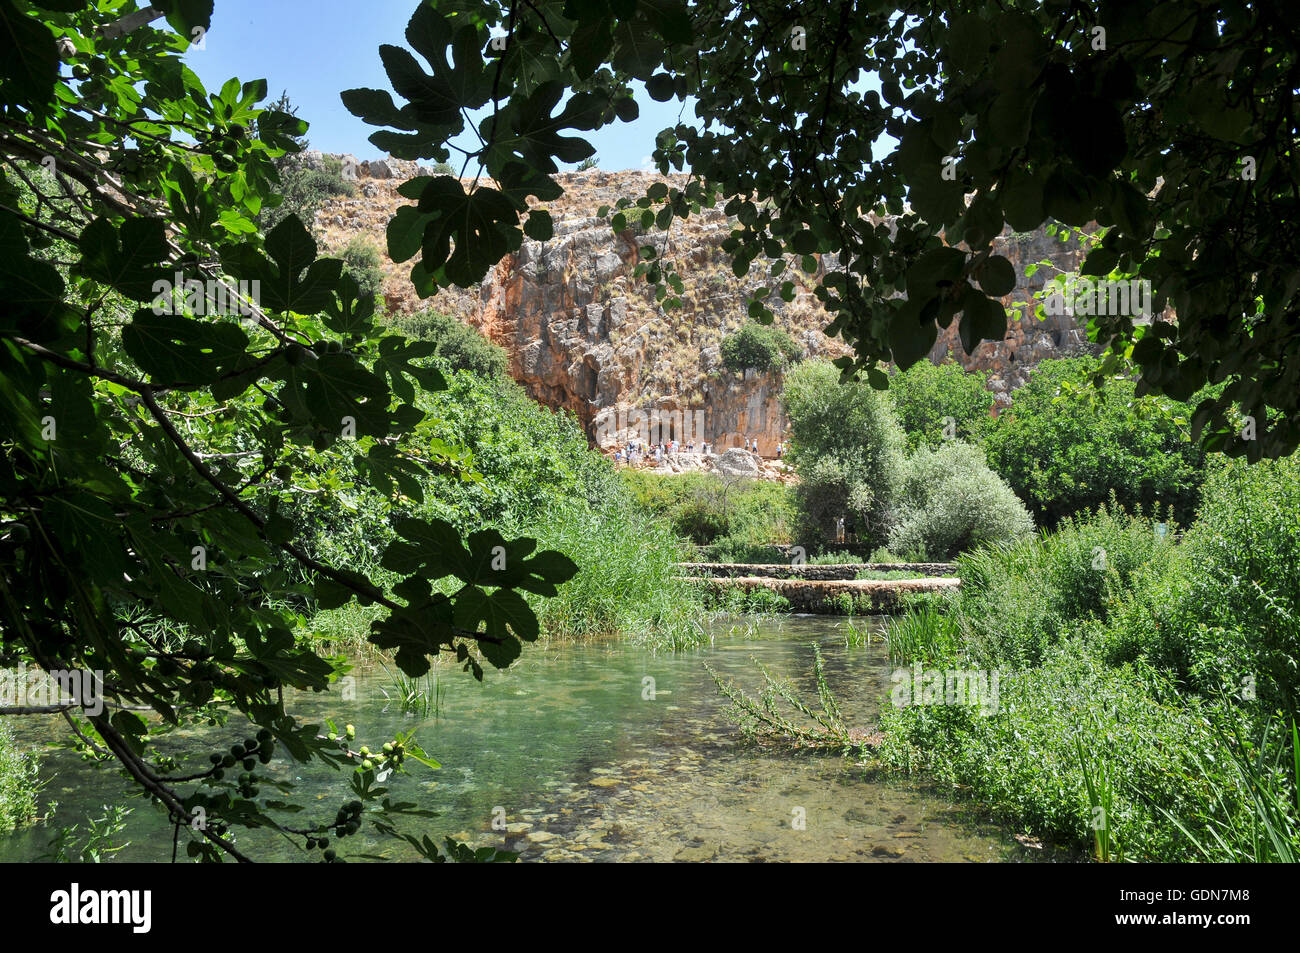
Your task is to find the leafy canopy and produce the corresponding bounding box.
[0,0,574,862]
[983,356,1209,526]
[346,0,1300,459]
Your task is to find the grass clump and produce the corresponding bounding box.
[0,722,40,834]
[875,461,1300,861]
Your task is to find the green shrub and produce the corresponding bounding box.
[877,643,1254,860]
[782,360,906,547]
[671,496,730,543]
[526,499,704,650]
[1101,456,1300,715]
[982,356,1209,527]
[886,603,960,665]
[720,322,803,373]
[954,502,1174,668]
[869,545,929,563]
[887,442,1034,560]
[283,368,706,648]
[704,584,791,614]
[620,471,795,548]
[809,551,863,565]
[876,460,1300,861]
[255,94,356,234]
[700,540,788,564]
[887,360,993,451]
[339,235,385,303]
[386,309,508,377]
[0,722,39,834]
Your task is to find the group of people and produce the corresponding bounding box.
[614,439,711,466]
[613,436,786,467]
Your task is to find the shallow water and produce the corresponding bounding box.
[0,615,1052,862]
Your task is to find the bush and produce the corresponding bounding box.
[982,356,1209,526]
[284,367,706,649]
[0,722,39,834]
[1101,456,1300,715]
[255,94,356,234]
[720,322,803,373]
[877,643,1254,860]
[525,498,703,650]
[339,236,386,304]
[876,461,1300,861]
[887,360,993,451]
[386,309,508,377]
[954,502,1174,668]
[620,471,796,548]
[782,360,906,547]
[886,442,1033,561]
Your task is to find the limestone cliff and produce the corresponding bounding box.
[316,165,1095,453]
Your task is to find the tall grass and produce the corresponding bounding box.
[524,500,706,651]
[841,618,875,648]
[1074,728,1124,862]
[1160,715,1300,862]
[953,501,1174,667]
[886,604,960,666]
[0,721,40,834]
[878,479,1300,861]
[705,584,791,616]
[379,662,446,718]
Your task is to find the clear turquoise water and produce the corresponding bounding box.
[0,615,1051,862]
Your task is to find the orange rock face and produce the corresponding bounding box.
[318,166,1096,453]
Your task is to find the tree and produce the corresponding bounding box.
[982,356,1209,526]
[342,0,1300,459]
[339,235,387,304]
[255,92,356,235]
[719,321,802,373]
[386,308,509,377]
[781,360,906,546]
[0,2,574,862]
[887,359,993,450]
[888,441,1034,560]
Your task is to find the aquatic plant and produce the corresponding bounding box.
[707,644,861,752]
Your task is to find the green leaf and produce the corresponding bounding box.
[415,178,521,286]
[453,586,538,663]
[387,204,433,264]
[523,209,553,241]
[978,255,1017,297]
[224,214,342,314]
[77,216,171,303]
[646,72,675,101]
[0,0,58,107]
[156,0,213,41]
[121,309,249,384]
[379,6,489,127]
[905,246,966,301]
[958,288,1008,354]
[0,212,78,338]
[488,80,603,174]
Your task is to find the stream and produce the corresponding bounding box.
[0,615,1052,862]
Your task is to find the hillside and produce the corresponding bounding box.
[315,161,1096,453]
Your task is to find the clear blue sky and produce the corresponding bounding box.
[184,0,691,171]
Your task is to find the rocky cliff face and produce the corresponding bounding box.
[316,165,1095,452]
